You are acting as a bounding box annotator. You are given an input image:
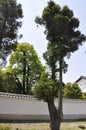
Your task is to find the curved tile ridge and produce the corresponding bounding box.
[0,92,36,100]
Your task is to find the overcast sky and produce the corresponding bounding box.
[17,0,86,83]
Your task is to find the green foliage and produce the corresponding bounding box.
[0,68,18,93]
[7,42,44,94]
[82,93,86,99]
[64,83,82,99]
[0,0,23,64]
[35,1,86,78]
[0,42,44,94]
[3,72,19,93]
[33,72,59,102]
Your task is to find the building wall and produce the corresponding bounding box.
[0,93,86,121]
[77,79,86,92]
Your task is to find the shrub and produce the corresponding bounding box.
[64,82,82,99]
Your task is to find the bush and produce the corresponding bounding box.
[64,82,82,99]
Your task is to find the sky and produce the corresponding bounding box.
[17,0,86,83]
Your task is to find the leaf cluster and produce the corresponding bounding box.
[33,72,59,102]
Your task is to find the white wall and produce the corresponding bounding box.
[77,79,86,92]
[0,93,86,121]
[0,97,48,115]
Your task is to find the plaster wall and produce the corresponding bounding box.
[0,94,86,121]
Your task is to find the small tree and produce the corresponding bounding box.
[33,72,60,128]
[7,42,44,94]
[64,83,82,99]
[0,0,23,65]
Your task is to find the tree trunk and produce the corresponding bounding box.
[14,74,23,93]
[48,56,63,130]
[26,65,30,94]
[48,100,61,130]
[22,52,27,94]
[58,56,63,126]
[51,63,56,80]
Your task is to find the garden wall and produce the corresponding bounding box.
[0,92,86,121]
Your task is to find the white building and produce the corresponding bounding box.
[76,76,86,93]
[0,92,86,121]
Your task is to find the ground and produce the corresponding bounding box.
[0,122,86,130]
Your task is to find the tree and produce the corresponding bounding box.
[0,0,23,65]
[35,1,86,130]
[64,83,82,99]
[7,42,44,94]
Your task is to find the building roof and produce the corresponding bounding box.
[75,76,86,82]
[0,92,36,100]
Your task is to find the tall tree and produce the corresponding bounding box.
[35,1,86,130]
[0,0,23,65]
[7,42,44,94]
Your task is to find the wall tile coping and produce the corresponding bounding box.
[0,92,86,103]
[0,92,36,100]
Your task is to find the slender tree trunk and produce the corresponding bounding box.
[57,56,63,127]
[14,74,23,93]
[51,63,56,80]
[50,56,63,130]
[22,52,27,94]
[26,65,30,94]
[22,67,26,94]
[48,100,61,130]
